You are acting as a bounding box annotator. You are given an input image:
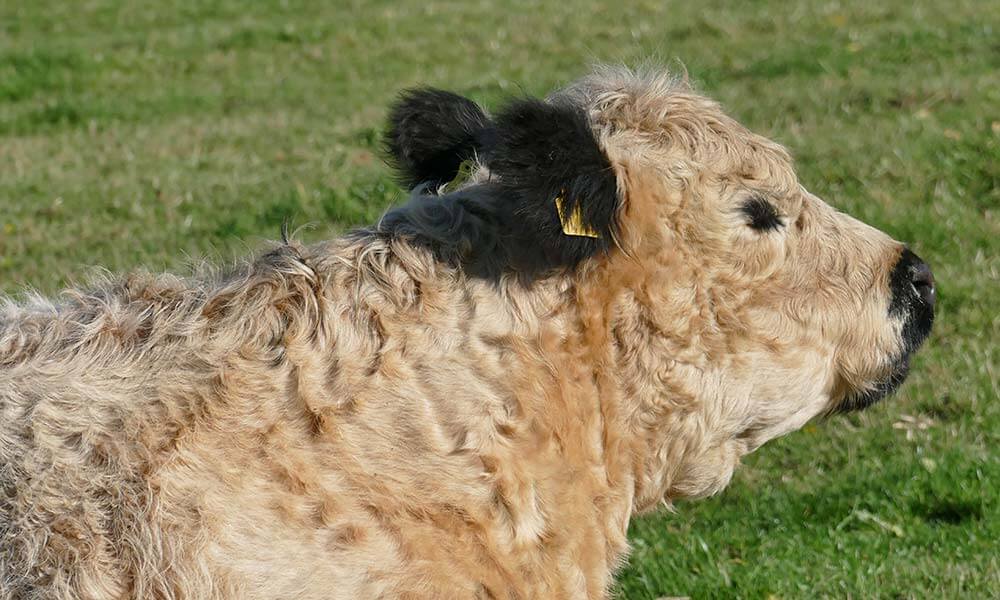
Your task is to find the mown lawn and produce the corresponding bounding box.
[1,1,997,597]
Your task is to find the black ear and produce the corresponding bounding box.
[383,88,495,190]
[487,98,620,267]
[376,97,622,282]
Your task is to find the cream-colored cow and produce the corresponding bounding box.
[0,66,934,599]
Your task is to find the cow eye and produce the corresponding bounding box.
[741,195,783,231]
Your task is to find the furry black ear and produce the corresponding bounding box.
[375,97,622,282]
[488,98,620,267]
[383,88,495,190]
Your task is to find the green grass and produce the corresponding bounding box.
[1,1,997,597]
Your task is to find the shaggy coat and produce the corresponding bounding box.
[0,67,933,599]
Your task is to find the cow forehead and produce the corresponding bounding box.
[558,67,800,199]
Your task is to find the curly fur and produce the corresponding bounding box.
[0,65,932,599]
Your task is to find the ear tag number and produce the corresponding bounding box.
[554,195,600,238]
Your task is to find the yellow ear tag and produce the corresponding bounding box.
[554,195,600,239]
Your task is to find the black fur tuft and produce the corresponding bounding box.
[377,185,511,280]
[383,88,495,190]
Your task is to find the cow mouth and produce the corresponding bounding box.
[835,303,933,414]
[835,251,936,414]
[837,355,911,413]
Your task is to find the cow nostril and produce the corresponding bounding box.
[891,248,936,316]
[910,261,935,308]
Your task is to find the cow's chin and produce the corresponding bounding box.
[836,355,911,414]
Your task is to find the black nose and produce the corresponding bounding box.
[889,247,935,355]
[889,248,936,315]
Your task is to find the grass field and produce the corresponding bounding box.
[1,1,997,597]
